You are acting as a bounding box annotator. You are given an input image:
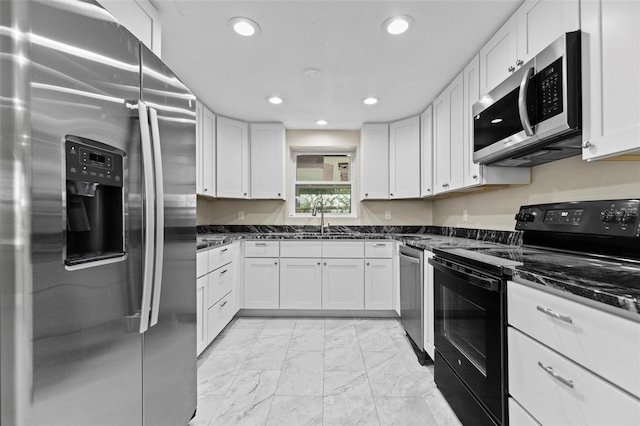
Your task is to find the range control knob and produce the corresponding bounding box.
[600,209,618,223]
[515,212,535,222]
[621,209,638,225]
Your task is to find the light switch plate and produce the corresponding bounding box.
[385,211,392,220]
[238,211,244,220]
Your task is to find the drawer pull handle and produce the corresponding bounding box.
[538,361,574,389]
[220,269,228,275]
[373,243,387,247]
[220,248,228,253]
[255,243,268,246]
[536,306,573,324]
[220,300,228,307]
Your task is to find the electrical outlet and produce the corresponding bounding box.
[385,211,392,220]
[463,209,468,222]
[238,211,244,220]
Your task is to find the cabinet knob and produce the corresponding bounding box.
[427,188,431,192]
[473,175,478,179]
[390,193,394,197]
[365,193,368,197]
[244,192,247,196]
[278,193,281,196]
[274,262,278,265]
[317,262,321,265]
[366,262,370,266]
[323,262,327,266]
[583,141,592,149]
[515,59,524,67]
[508,65,515,73]
[204,188,208,192]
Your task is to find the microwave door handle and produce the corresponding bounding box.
[149,107,164,328]
[518,67,535,137]
[136,100,155,334]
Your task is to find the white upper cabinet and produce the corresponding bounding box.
[360,124,390,200]
[98,0,161,56]
[420,106,434,197]
[216,116,249,199]
[480,0,579,95]
[582,0,640,160]
[433,72,464,195]
[389,116,421,199]
[250,123,285,199]
[196,101,216,197]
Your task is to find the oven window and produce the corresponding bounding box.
[442,286,487,376]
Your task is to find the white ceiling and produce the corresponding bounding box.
[152,0,523,130]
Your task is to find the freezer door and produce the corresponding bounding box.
[139,45,197,426]
[26,0,144,424]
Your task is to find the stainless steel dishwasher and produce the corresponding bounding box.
[399,244,429,365]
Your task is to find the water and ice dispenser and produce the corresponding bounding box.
[65,136,125,266]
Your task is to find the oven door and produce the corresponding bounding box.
[431,257,506,425]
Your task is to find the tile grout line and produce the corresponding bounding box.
[354,320,383,426]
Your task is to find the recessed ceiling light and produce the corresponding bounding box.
[362,97,379,105]
[315,120,328,126]
[228,17,261,37]
[267,96,284,105]
[383,15,414,35]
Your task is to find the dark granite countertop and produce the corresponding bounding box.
[196,225,640,319]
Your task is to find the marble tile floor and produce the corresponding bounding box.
[189,317,463,426]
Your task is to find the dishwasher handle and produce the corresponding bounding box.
[429,256,503,292]
[399,252,421,264]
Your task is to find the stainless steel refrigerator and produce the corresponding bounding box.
[0,1,197,425]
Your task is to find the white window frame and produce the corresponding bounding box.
[289,150,357,218]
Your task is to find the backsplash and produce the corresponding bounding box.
[197,224,523,246]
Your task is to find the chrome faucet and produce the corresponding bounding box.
[311,198,325,235]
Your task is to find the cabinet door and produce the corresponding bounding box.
[582,0,640,160]
[434,73,464,194]
[243,258,279,309]
[389,116,420,199]
[364,258,393,310]
[420,106,433,197]
[250,123,285,199]
[280,258,322,309]
[201,106,216,196]
[462,55,482,188]
[479,14,518,95]
[360,123,390,200]
[217,116,249,198]
[196,275,208,355]
[322,259,364,310]
[98,0,161,56]
[516,0,579,65]
[195,102,203,194]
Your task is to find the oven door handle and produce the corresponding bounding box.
[429,257,503,292]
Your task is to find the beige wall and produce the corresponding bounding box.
[432,156,640,230]
[198,129,639,228]
[197,129,434,225]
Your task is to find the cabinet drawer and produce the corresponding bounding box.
[208,244,233,271]
[196,251,208,278]
[208,291,234,342]
[208,264,234,308]
[322,241,364,258]
[508,281,640,397]
[280,241,322,258]
[244,240,279,257]
[508,328,640,426]
[508,398,540,426]
[364,241,394,258]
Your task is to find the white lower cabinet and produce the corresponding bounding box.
[243,258,280,309]
[508,327,640,426]
[508,398,540,426]
[196,243,239,356]
[196,275,208,355]
[207,291,235,342]
[322,259,365,310]
[280,258,322,309]
[423,251,435,361]
[364,258,393,310]
[507,281,640,425]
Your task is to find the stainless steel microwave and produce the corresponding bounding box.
[473,31,582,167]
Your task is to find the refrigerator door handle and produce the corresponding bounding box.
[137,100,155,334]
[149,107,164,327]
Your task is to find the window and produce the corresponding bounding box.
[291,152,355,217]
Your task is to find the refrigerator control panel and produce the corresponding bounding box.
[66,136,123,187]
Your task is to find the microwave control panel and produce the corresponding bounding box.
[537,57,563,121]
